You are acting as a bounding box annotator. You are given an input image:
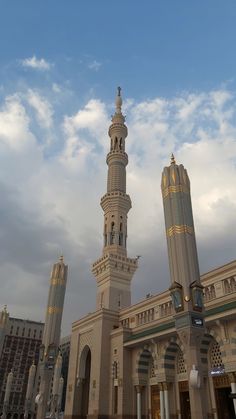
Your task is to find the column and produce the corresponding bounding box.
[163,382,170,419]
[159,383,165,419]
[136,386,142,419]
[208,375,217,419]
[228,373,236,415]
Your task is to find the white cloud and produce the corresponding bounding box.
[0,94,36,151]
[61,99,109,170]
[88,60,102,71]
[21,55,52,71]
[27,89,54,129]
[52,83,61,93]
[1,87,236,334]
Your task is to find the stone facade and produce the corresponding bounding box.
[60,335,71,412]
[64,89,236,419]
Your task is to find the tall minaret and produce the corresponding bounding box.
[92,88,137,311]
[161,155,207,419]
[42,255,68,352]
[0,306,9,356]
[35,256,68,419]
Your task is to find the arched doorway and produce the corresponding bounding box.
[176,349,189,419]
[208,339,235,419]
[78,346,91,419]
[162,340,188,419]
[137,348,157,418]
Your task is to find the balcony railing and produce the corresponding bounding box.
[120,274,236,330]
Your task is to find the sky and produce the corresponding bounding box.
[0,1,236,335]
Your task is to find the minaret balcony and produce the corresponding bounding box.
[92,252,138,279]
[106,150,128,165]
[108,122,127,138]
[100,192,131,212]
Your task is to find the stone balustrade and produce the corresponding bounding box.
[136,308,155,325]
[120,273,236,330]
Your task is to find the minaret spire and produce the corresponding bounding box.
[115,86,122,114]
[170,153,176,165]
[92,88,137,311]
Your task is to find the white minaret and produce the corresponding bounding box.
[92,88,137,311]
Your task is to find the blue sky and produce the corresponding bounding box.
[1,2,236,334]
[1,1,236,100]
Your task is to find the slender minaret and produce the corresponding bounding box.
[35,256,68,419]
[161,155,207,419]
[0,306,9,356]
[24,362,36,419]
[42,256,68,352]
[1,370,14,419]
[92,88,137,310]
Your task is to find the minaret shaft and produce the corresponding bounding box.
[161,157,207,419]
[161,161,200,302]
[35,256,68,419]
[101,92,130,256]
[42,261,67,352]
[92,89,137,311]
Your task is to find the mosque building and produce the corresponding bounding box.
[62,88,236,419]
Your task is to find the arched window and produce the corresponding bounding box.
[111,222,115,244]
[210,341,224,370]
[113,361,118,379]
[100,292,104,308]
[119,223,123,246]
[104,224,107,246]
[119,138,123,150]
[177,350,187,374]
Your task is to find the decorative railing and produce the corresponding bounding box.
[204,285,216,302]
[160,301,173,317]
[120,273,236,330]
[223,277,236,294]
[136,308,155,325]
[121,317,130,328]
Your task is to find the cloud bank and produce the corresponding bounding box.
[0,87,236,335]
